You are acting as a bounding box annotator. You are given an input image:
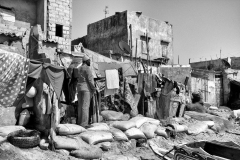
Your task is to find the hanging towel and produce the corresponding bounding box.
[105,69,119,89]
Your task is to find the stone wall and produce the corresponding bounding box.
[47,0,72,54]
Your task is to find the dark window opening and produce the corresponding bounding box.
[56,24,63,37]
[161,41,169,57]
[140,35,151,41]
[0,5,13,11]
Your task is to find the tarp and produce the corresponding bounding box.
[0,49,29,108]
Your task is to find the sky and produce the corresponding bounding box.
[72,0,240,64]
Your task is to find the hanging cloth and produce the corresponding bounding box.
[105,69,119,89]
[0,49,29,108]
[43,63,64,99]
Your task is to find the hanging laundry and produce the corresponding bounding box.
[105,69,119,89]
[43,63,65,99]
[0,49,29,108]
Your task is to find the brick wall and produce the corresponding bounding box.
[47,0,72,53]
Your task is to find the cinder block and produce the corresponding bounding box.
[56,1,62,5]
[63,26,69,30]
[48,22,56,27]
[58,12,65,16]
[48,13,56,18]
[48,18,55,23]
[48,31,55,36]
[49,2,58,7]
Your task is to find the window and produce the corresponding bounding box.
[161,41,169,57]
[0,6,15,22]
[55,24,63,37]
[140,35,151,54]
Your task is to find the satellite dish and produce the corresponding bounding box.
[118,40,131,55]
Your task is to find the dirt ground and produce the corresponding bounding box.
[0,108,239,160]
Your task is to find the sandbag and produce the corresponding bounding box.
[70,147,103,159]
[129,117,149,128]
[155,126,168,138]
[56,124,86,135]
[187,121,209,135]
[101,110,123,121]
[87,123,110,131]
[96,142,111,151]
[125,128,146,139]
[129,117,160,128]
[105,155,139,160]
[168,124,188,132]
[112,121,136,131]
[140,123,158,139]
[39,139,49,150]
[110,128,128,141]
[55,149,70,156]
[80,131,113,145]
[145,117,160,126]
[53,136,79,150]
[0,126,25,137]
[121,113,131,121]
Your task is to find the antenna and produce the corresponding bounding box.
[104,6,109,18]
[220,49,221,59]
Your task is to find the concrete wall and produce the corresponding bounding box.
[158,65,191,87]
[191,70,216,105]
[215,76,223,106]
[47,0,72,54]
[82,11,173,64]
[127,11,173,64]
[223,69,240,105]
[231,57,240,69]
[37,0,47,33]
[86,11,128,55]
[0,0,38,26]
[190,57,240,71]
[190,58,229,71]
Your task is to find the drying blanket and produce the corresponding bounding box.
[0,49,29,108]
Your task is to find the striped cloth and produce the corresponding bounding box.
[0,49,29,108]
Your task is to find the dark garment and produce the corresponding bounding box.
[77,91,91,127]
[77,64,96,92]
[43,64,64,99]
[65,67,78,103]
[156,78,174,119]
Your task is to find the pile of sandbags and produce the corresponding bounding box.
[52,123,103,159]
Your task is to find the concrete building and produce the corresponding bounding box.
[0,0,72,65]
[72,11,173,65]
[190,57,240,107]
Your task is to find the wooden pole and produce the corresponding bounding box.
[146,30,149,74]
[129,24,133,61]
[135,38,138,67]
